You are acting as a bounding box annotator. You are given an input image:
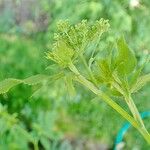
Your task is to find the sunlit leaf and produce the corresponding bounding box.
[115,36,137,75]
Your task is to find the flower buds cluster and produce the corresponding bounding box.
[47,19,110,67]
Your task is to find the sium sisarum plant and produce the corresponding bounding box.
[0,19,150,144]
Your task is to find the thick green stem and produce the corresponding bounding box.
[112,79,150,141]
[33,141,39,150]
[125,96,145,128]
[125,96,150,143]
[69,63,150,144]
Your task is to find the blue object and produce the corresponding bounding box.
[114,111,150,150]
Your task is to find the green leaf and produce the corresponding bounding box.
[46,40,74,68]
[0,73,64,95]
[24,74,50,85]
[115,36,137,75]
[0,79,22,94]
[129,57,149,88]
[131,73,150,93]
[129,65,144,89]
[0,74,50,94]
[97,59,112,83]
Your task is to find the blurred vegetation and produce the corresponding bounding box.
[0,0,150,149]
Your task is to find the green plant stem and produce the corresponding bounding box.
[112,80,147,129]
[125,96,150,138]
[69,63,150,144]
[80,54,97,86]
[125,96,145,127]
[33,141,39,150]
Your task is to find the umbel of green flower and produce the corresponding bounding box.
[46,19,110,68]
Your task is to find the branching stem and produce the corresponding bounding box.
[69,62,150,144]
[125,95,150,143]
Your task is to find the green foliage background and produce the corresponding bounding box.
[0,0,150,149]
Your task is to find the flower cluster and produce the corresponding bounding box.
[47,19,110,67]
